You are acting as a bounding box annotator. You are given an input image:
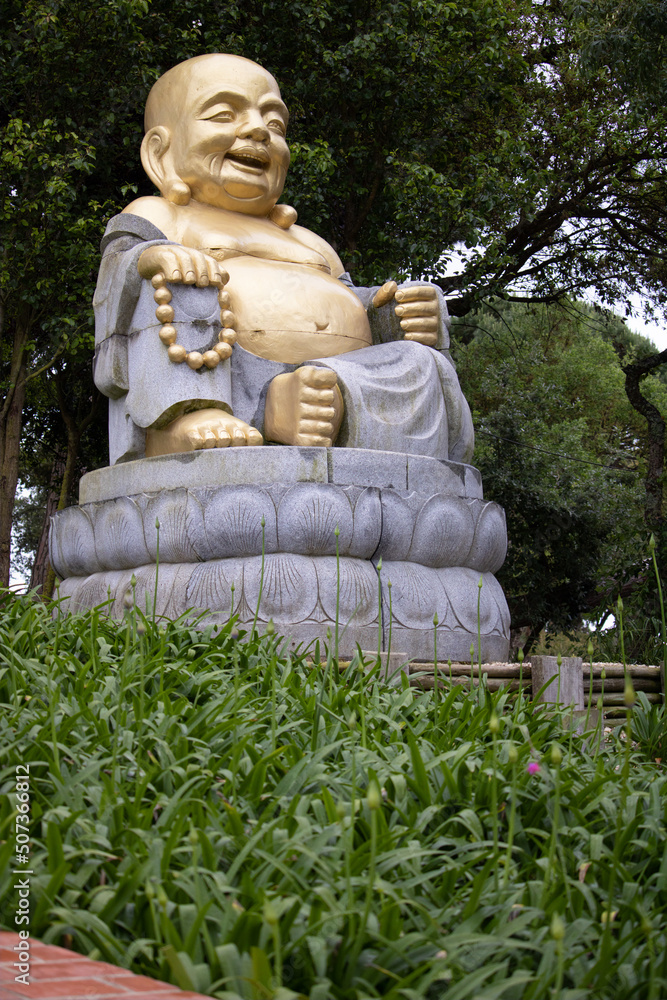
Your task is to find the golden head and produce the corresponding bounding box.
[141,54,290,216]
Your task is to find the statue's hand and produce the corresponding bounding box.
[394,285,439,346]
[138,245,228,288]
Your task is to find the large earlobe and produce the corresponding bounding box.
[140,126,191,205]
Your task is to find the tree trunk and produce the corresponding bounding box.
[0,317,29,587]
[623,349,667,532]
[29,453,66,596]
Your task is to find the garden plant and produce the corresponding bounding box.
[0,587,666,999]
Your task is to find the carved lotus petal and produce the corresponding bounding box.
[91,496,149,570]
[467,502,507,573]
[376,491,416,562]
[143,490,204,562]
[317,556,379,627]
[244,553,317,624]
[50,507,99,577]
[349,487,381,558]
[439,567,502,635]
[186,558,243,618]
[277,484,353,555]
[379,561,451,629]
[408,495,474,568]
[203,487,277,558]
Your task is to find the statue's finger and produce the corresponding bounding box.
[301,387,334,406]
[395,301,438,318]
[372,281,398,308]
[298,366,337,388]
[302,404,336,420]
[400,317,438,333]
[300,419,334,435]
[404,331,438,345]
[395,285,438,303]
[297,434,332,447]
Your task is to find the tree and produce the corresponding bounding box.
[453,299,660,648]
[3,0,667,616]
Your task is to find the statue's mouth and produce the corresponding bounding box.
[226,148,270,172]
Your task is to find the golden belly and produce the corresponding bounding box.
[222,257,372,363]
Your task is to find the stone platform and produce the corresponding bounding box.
[50,447,510,660]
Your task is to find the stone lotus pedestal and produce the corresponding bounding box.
[50,446,510,661]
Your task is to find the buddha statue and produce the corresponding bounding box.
[93,53,474,467]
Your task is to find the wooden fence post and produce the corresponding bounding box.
[531,656,584,710]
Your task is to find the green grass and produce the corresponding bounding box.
[0,594,666,999]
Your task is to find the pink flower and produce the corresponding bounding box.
[526,761,541,775]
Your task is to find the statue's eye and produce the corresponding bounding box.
[204,108,235,123]
[267,118,286,135]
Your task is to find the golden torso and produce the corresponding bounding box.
[124,197,372,363]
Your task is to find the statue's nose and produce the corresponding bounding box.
[239,111,269,141]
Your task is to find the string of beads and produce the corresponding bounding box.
[151,271,236,369]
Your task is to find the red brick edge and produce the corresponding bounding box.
[0,932,212,1000]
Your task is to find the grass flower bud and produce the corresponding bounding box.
[155,517,160,529]
[550,913,565,941]
[188,828,199,846]
[557,652,562,668]
[649,533,656,552]
[478,576,483,589]
[550,745,562,767]
[508,743,518,764]
[367,780,382,810]
[624,681,636,707]
[600,669,606,680]
[377,557,382,571]
[527,761,540,776]
[489,712,500,734]
[470,642,475,660]
[587,637,594,658]
[265,619,275,636]
[260,515,265,527]
[156,885,168,909]
[348,711,358,732]
[518,648,524,664]
[601,910,618,924]
[263,898,279,925]
[123,589,134,610]
[617,594,623,612]
[433,611,439,627]
[334,524,340,536]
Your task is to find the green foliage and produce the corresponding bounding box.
[0,596,666,999]
[454,300,649,640]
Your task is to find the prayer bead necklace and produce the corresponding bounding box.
[151,272,236,369]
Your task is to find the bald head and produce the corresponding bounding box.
[145,54,285,132]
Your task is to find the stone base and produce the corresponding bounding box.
[51,447,511,660]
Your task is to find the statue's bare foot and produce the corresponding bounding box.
[146,408,263,456]
[264,366,343,446]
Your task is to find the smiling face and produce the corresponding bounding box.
[144,55,290,216]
